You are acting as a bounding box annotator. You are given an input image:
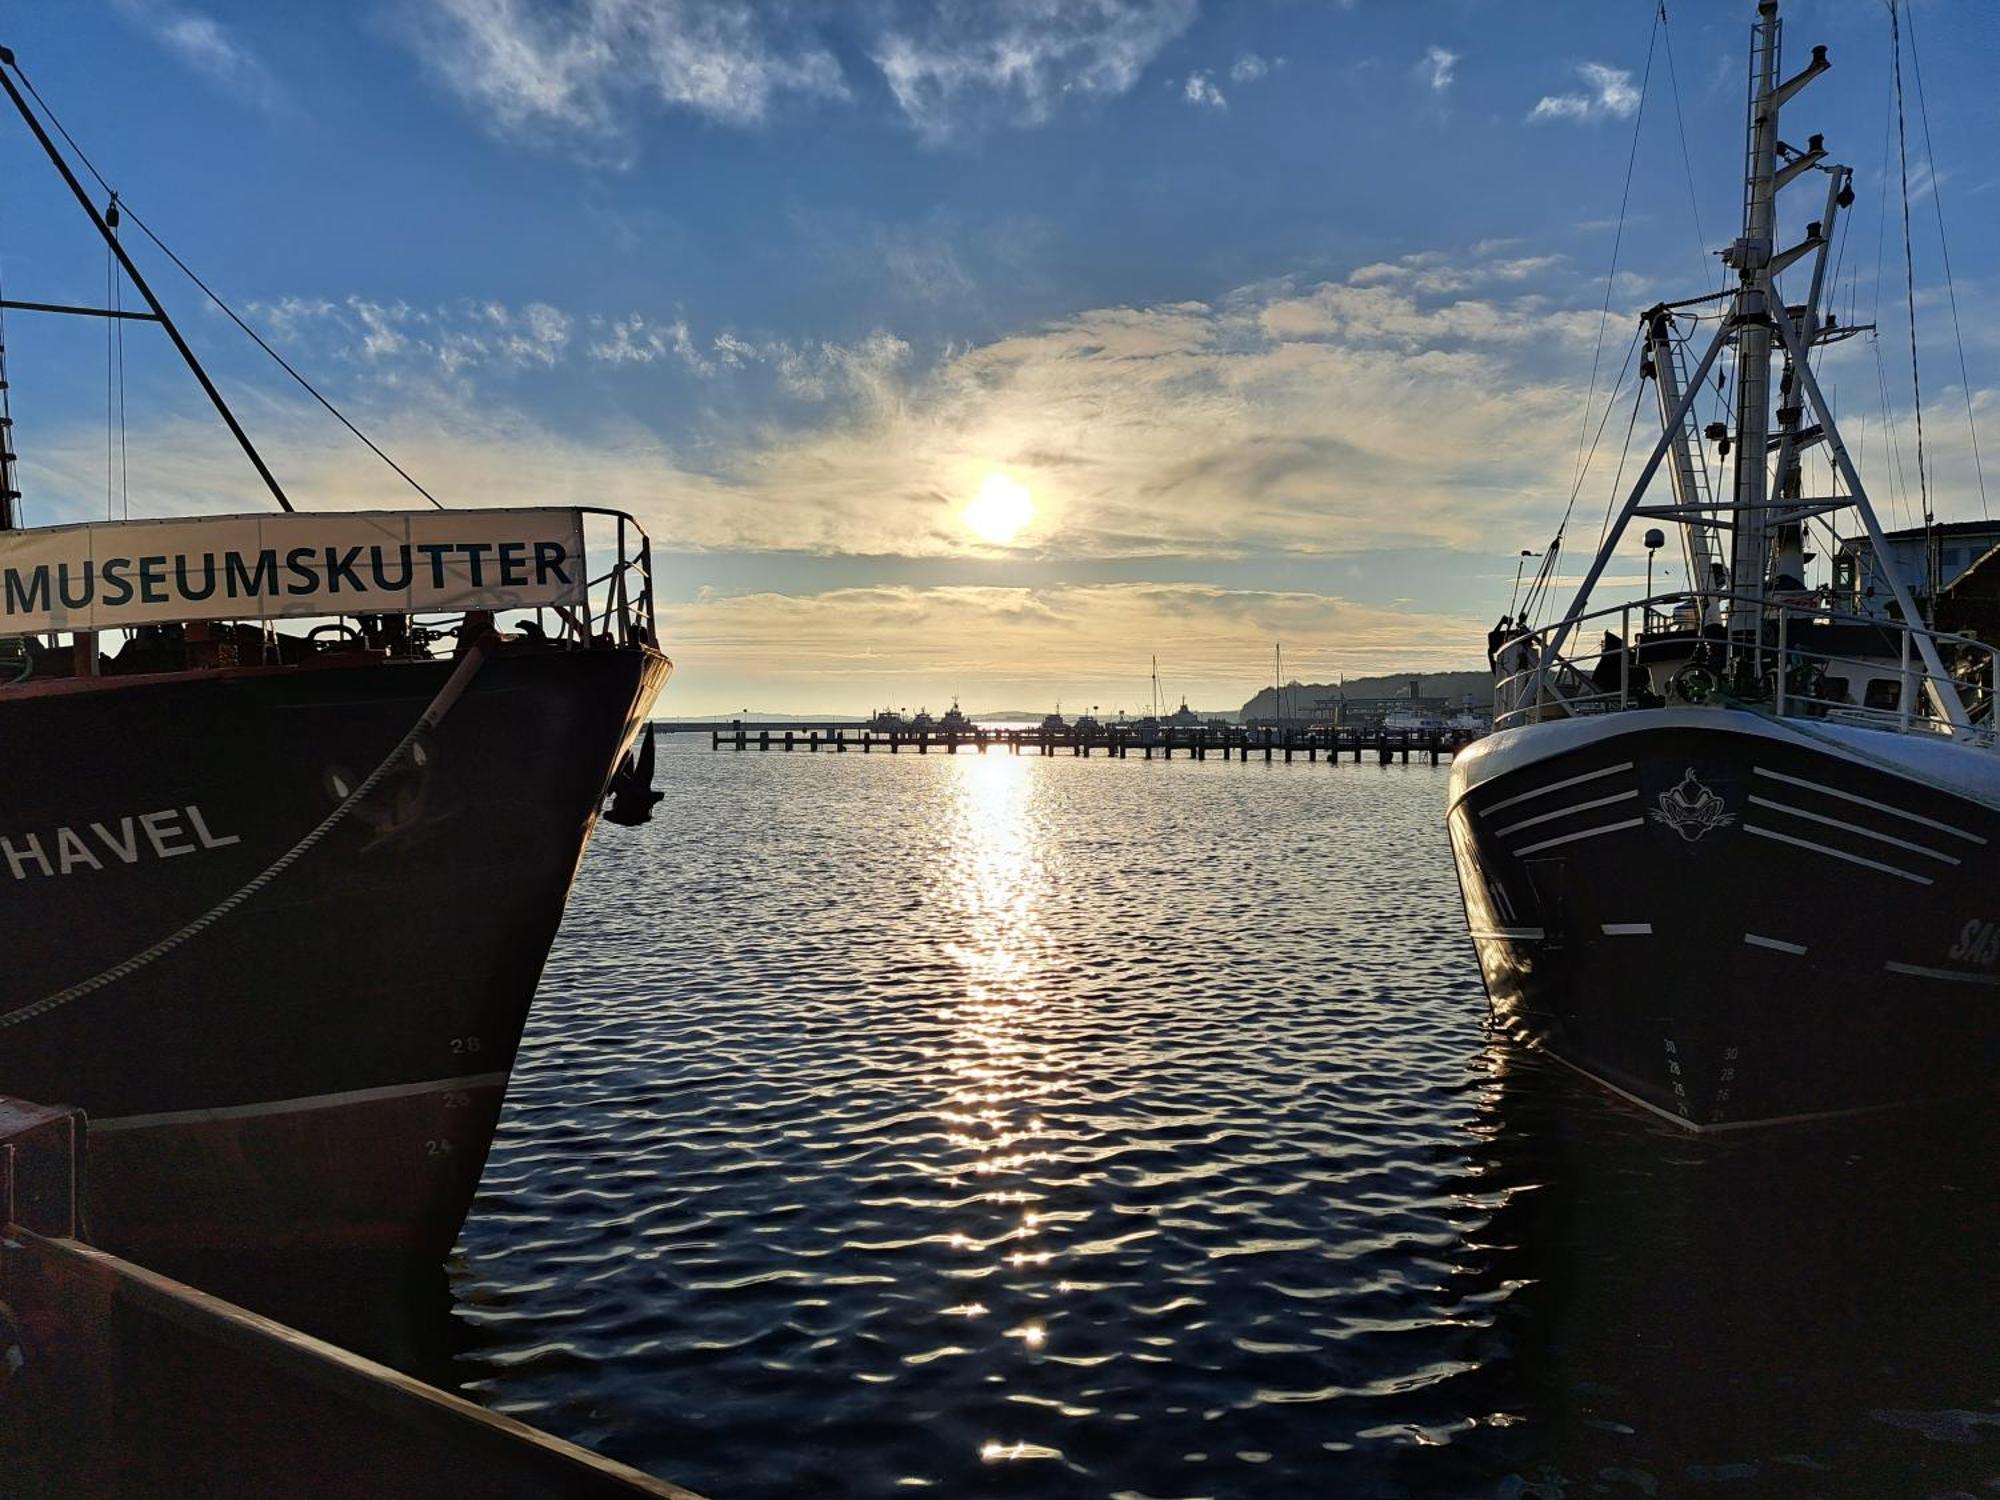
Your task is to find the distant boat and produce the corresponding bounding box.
[1381,708,1445,732]
[938,699,972,734]
[866,707,908,732]
[1383,707,1484,733]
[1040,703,1068,733]
[1165,698,1202,728]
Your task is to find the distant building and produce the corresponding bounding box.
[1305,679,1476,728]
[1835,521,2000,613]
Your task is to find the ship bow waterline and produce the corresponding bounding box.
[1450,710,2000,1128]
[3,638,670,1268]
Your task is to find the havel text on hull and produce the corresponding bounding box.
[1451,1,2000,1131]
[0,43,671,1276]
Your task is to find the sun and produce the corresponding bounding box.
[963,472,1035,546]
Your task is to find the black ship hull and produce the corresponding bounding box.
[1449,707,2000,1129]
[0,642,668,1268]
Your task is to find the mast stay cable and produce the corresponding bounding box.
[1594,365,1651,560]
[1657,3,1713,293]
[1568,7,1660,500]
[1527,6,1661,630]
[114,205,448,511]
[1901,1,1987,521]
[1524,325,1646,630]
[1888,2,1930,536]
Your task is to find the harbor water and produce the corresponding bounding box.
[448,738,2000,1498]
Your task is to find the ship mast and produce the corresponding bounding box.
[1723,8,1788,618]
[0,44,296,519]
[1533,0,1965,725]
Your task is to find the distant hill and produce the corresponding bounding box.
[1240,669,1489,720]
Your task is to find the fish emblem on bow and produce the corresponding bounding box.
[1650,767,1735,842]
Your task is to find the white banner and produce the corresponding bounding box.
[0,509,589,633]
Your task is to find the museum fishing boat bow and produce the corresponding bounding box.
[1451,0,2000,1130]
[0,46,670,1271]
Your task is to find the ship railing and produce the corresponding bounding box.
[1493,590,2000,750]
[399,508,656,651]
[574,506,657,649]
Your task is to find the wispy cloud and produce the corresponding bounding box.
[1418,45,1458,94]
[392,0,847,149]
[394,0,1197,151]
[1183,48,1282,110]
[585,313,710,371]
[871,0,1198,141]
[1230,52,1273,84]
[1344,249,1564,297]
[113,0,282,110]
[1182,70,1226,110]
[1529,61,1639,124]
[249,296,575,377]
[86,246,1612,567]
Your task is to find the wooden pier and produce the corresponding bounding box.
[705,723,1478,765]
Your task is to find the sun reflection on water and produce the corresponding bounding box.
[934,753,1071,1466]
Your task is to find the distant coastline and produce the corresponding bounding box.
[1238,669,1488,721]
[655,668,1491,728]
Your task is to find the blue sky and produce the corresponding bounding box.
[3,0,1995,713]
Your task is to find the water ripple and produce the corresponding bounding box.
[450,744,2000,1499]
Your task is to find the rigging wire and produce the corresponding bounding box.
[1872,334,1914,532]
[1594,365,1652,560]
[1657,2,1713,292]
[1861,36,1913,536]
[1888,1,1931,534]
[1568,7,1660,499]
[105,226,113,520]
[1545,323,1647,559]
[9,65,447,511]
[116,206,446,510]
[0,249,17,530]
[1901,0,1987,521]
[1523,330,1645,631]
